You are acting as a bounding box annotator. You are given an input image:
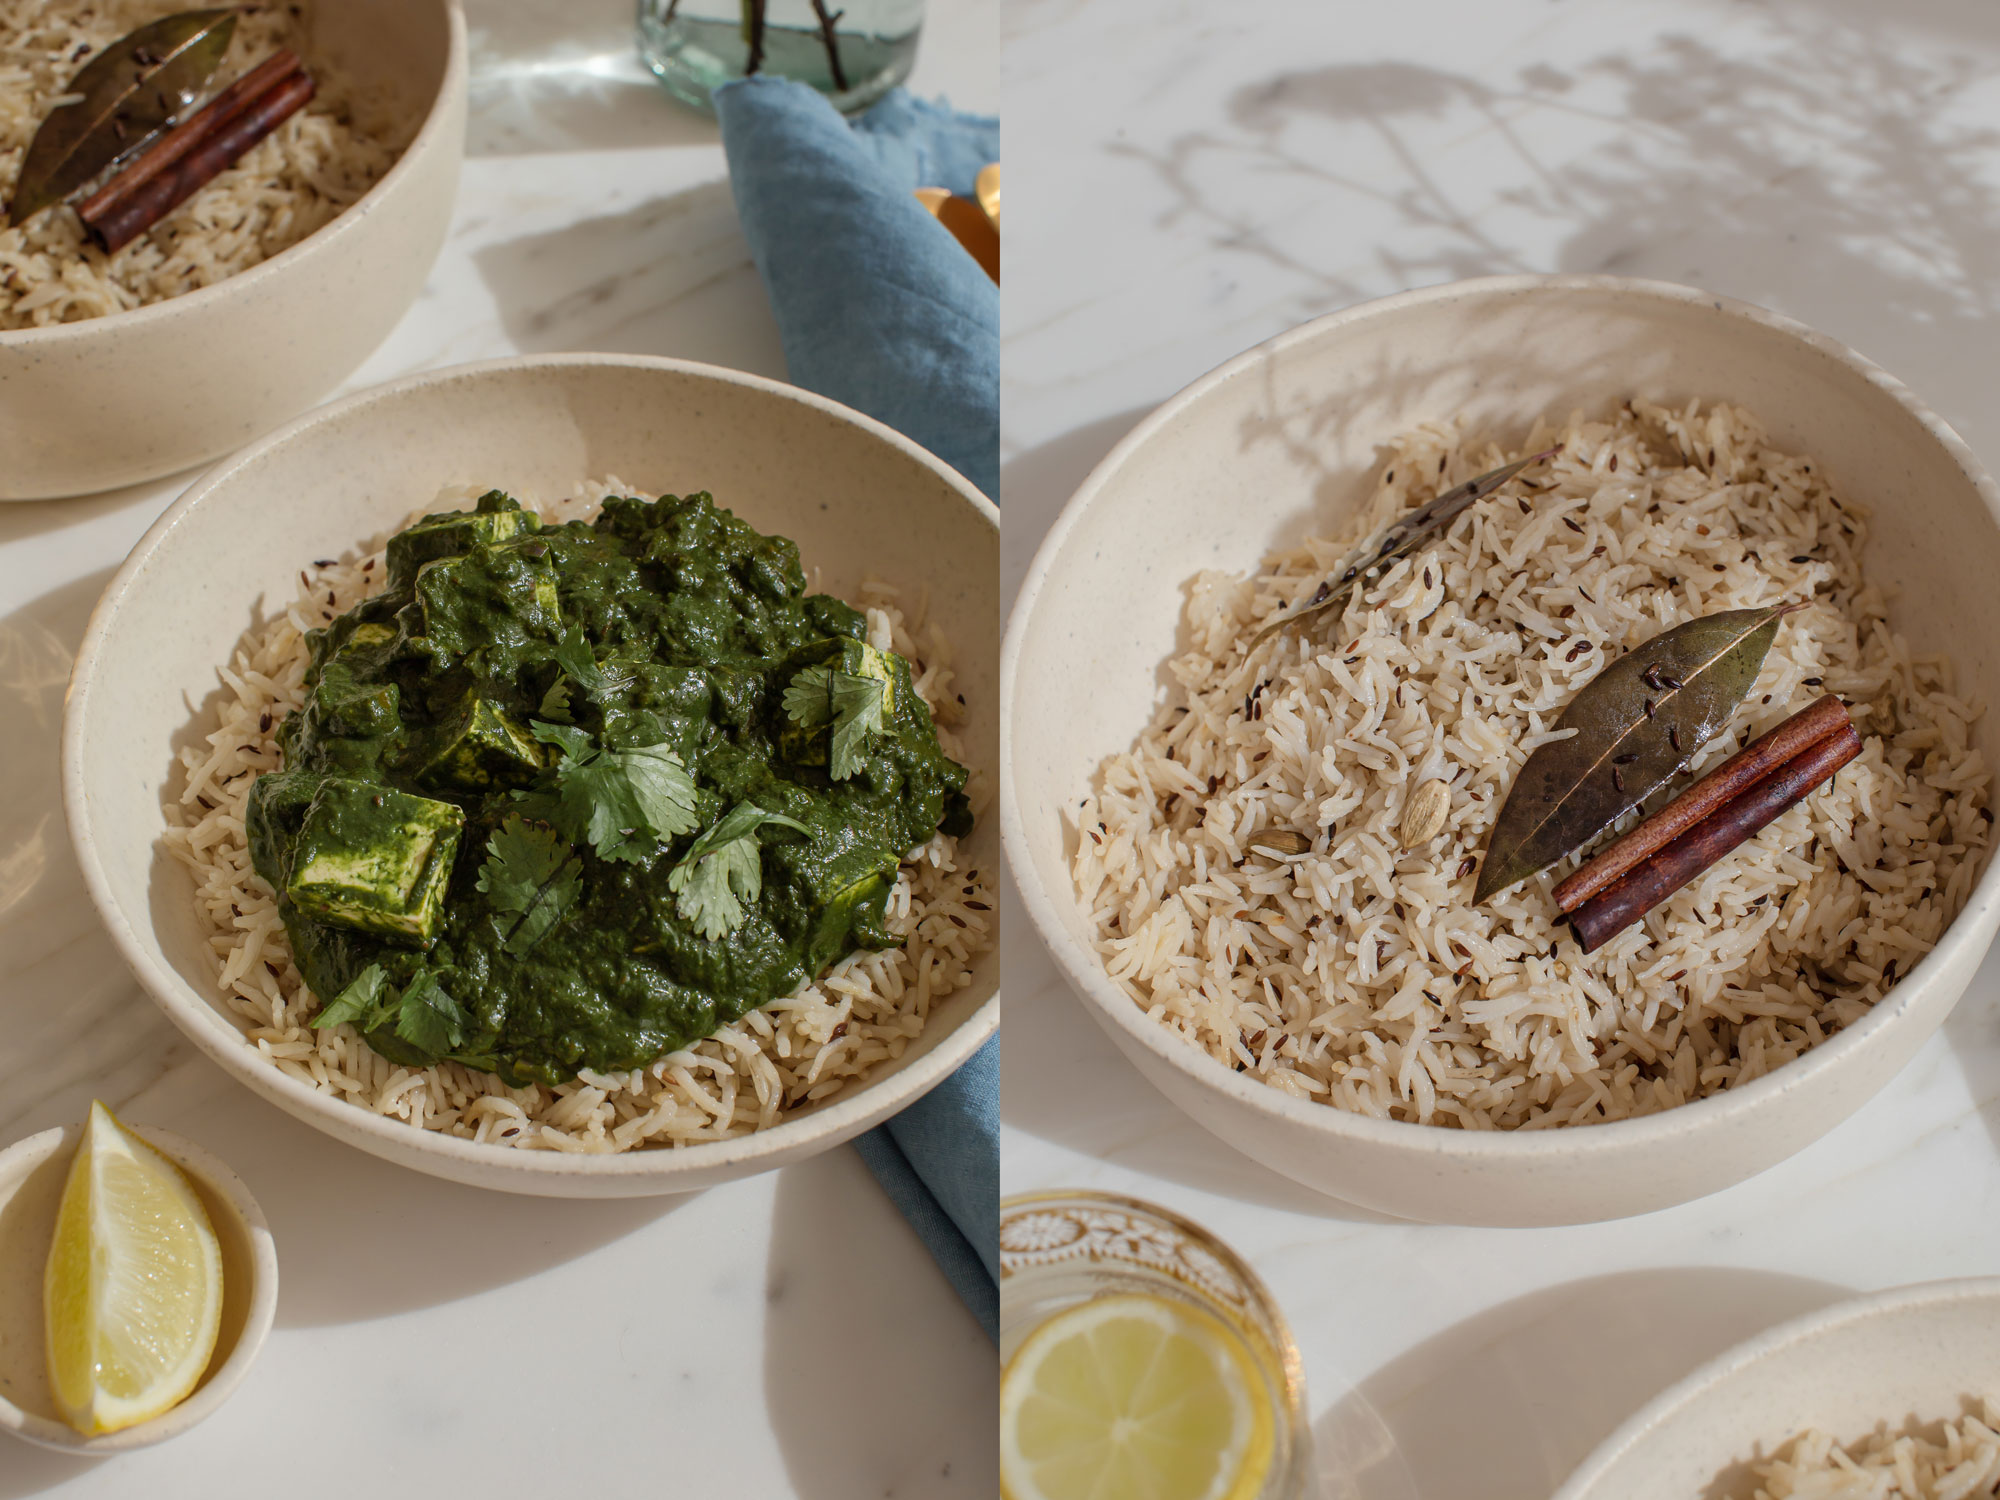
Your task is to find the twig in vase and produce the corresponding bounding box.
[743,0,768,76]
[808,0,850,91]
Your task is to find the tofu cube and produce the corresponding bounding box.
[386,495,541,588]
[415,696,545,792]
[286,778,464,947]
[413,546,562,660]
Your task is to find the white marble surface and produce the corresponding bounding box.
[0,1,994,1493]
[1002,3,2000,1496]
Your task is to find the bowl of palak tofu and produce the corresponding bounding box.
[62,353,999,1196]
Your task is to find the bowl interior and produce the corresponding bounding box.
[72,357,999,1181]
[1556,1278,2000,1498]
[0,1125,269,1453]
[1008,274,2000,1131]
[307,0,452,145]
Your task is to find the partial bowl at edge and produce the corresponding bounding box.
[0,0,467,501]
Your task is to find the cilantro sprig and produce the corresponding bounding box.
[477,814,584,954]
[668,800,809,940]
[312,963,475,1057]
[783,664,889,780]
[527,722,698,864]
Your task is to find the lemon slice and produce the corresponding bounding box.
[999,1292,1275,1500]
[43,1102,224,1436]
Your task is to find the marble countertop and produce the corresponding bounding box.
[0,1,994,1494]
[1001,3,2000,1496]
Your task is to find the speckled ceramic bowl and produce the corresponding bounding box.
[63,353,1000,1198]
[1554,1278,2000,1498]
[1004,274,2000,1226]
[0,0,467,501]
[0,1121,278,1454]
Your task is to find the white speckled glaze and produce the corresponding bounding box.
[0,1122,278,1454]
[62,353,1001,1197]
[1003,274,2000,1226]
[0,0,467,501]
[1554,1277,2000,1498]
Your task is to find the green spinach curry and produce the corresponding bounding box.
[247,491,971,1087]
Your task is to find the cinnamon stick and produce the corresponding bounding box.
[1554,694,1853,913]
[80,65,315,253]
[78,50,303,228]
[1568,715,1862,953]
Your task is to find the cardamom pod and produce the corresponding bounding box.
[1245,828,1311,859]
[1400,779,1451,847]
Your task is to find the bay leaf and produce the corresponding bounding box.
[8,9,237,227]
[1474,604,1793,902]
[1252,448,1557,649]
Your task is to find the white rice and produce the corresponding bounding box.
[1074,401,1990,1130]
[162,481,993,1153]
[0,0,403,330]
[1753,1404,2000,1498]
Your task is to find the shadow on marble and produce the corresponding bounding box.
[997,405,1150,604]
[196,1091,688,1328]
[1312,1265,1851,1500]
[1938,934,2000,1160]
[1109,4,2000,462]
[471,182,788,378]
[762,1148,996,1498]
[465,0,716,158]
[0,570,207,1151]
[0,466,195,550]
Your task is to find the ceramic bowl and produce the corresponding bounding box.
[1554,1277,2000,1497]
[0,1121,278,1454]
[1003,274,2000,1226]
[0,0,467,501]
[64,353,1001,1198]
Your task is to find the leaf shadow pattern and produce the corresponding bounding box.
[1109,9,2000,458]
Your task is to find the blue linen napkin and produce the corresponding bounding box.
[713,77,998,501]
[713,77,999,1341]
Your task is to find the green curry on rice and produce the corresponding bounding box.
[246,490,972,1088]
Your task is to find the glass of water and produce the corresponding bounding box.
[636,0,925,115]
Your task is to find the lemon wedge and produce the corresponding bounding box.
[999,1292,1275,1500]
[43,1102,223,1436]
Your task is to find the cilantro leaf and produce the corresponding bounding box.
[783,665,889,780]
[528,723,698,864]
[395,971,472,1056]
[529,719,593,761]
[313,963,393,1032]
[537,675,573,723]
[476,814,583,954]
[550,624,606,693]
[667,800,810,940]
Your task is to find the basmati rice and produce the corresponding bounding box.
[1073,401,1989,1129]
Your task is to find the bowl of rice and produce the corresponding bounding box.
[63,352,1000,1197]
[0,0,466,500]
[1553,1278,2000,1498]
[1004,274,2000,1225]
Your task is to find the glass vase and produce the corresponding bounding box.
[637,0,924,117]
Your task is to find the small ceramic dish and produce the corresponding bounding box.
[0,1121,278,1454]
[0,0,467,501]
[1003,273,2000,1226]
[64,352,1000,1198]
[1554,1277,2000,1498]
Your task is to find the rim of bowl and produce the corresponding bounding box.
[1002,271,2000,1170]
[63,351,1001,1182]
[0,0,467,350]
[1550,1274,2000,1496]
[0,1122,280,1454]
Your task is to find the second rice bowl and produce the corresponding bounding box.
[64,353,1000,1198]
[1003,275,2000,1226]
